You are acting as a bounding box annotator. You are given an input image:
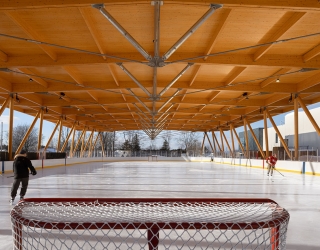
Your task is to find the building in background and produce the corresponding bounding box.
[238,128,264,151]
[264,107,320,151]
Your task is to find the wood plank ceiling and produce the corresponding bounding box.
[0,0,320,139]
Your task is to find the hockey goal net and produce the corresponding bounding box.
[11,198,289,250]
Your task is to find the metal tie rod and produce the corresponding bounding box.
[92,4,152,61]
[118,63,152,97]
[159,63,193,97]
[162,3,222,60]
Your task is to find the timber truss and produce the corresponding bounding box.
[1,0,320,158]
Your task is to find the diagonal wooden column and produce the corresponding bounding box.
[210,131,217,154]
[201,132,206,155]
[61,122,76,152]
[69,128,76,158]
[43,117,62,152]
[294,97,299,160]
[15,109,41,155]
[264,110,269,158]
[89,132,100,157]
[212,131,222,153]
[81,130,94,157]
[265,109,292,159]
[205,132,215,153]
[230,124,246,155]
[244,117,265,159]
[99,133,105,157]
[219,128,232,156]
[229,124,235,157]
[219,130,225,153]
[73,128,86,156]
[8,95,14,160]
[57,119,63,152]
[87,131,94,157]
[37,109,44,151]
[296,96,320,135]
[243,119,250,158]
[0,96,11,116]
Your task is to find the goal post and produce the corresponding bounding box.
[11,198,290,250]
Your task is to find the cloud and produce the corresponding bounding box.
[0,115,20,124]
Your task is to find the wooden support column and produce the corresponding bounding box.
[229,124,235,157]
[82,130,94,157]
[230,124,246,155]
[80,131,87,157]
[69,128,76,158]
[219,128,232,156]
[89,132,100,157]
[57,119,63,152]
[73,128,86,156]
[264,110,269,158]
[15,109,41,155]
[210,131,217,154]
[0,96,11,116]
[212,131,222,152]
[296,96,320,136]
[294,97,299,160]
[43,117,62,152]
[219,130,225,153]
[37,109,44,151]
[86,131,94,157]
[60,122,76,152]
[8,95,14,160]
[205,132,214,153]
[243,119,250,158]
[201,132,206,155]
[99,133,105,157]
[244,118,265,159]
[265,109,292,159]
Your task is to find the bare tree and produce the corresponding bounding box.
[6,124,40,152]
[100,131,117,155]
[178,131,200,154]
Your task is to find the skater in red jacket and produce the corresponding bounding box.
[266,153,277,176]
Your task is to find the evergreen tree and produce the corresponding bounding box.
[121,139,131,150]
[160,139,170,151]
[132,134,141,152]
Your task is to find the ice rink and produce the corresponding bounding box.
[1,161,319,249]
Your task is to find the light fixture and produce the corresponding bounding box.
[276,78,280,83]
[59,92,65,99]
[45,107,48,113]
[243,92,248,99]
[15,93,20,103]
[288,94,293,103]
[29,78,33,82]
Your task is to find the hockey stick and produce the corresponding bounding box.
[274,168,284,177]
[7,175,14,178]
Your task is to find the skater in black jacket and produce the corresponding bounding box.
[9,150,37,205]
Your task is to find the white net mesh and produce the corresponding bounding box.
[11,198,290,250]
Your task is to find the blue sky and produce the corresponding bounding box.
[1,103,320,149]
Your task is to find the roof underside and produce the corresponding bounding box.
[1,0,320,139]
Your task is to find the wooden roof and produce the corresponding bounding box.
[1,0,320,139]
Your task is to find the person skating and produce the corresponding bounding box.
[9,150,37,205]
[266,153,277,176]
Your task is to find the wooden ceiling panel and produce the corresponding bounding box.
[0,0,320,137]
